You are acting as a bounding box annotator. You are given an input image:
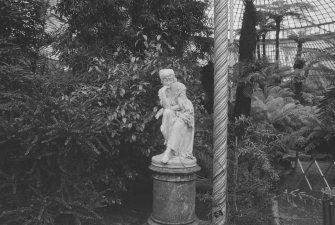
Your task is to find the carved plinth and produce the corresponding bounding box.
[146,157,201,225]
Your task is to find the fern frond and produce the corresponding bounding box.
[83,139,101,155]
[318,87,335,123]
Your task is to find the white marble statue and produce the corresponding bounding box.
[154,69,195,165]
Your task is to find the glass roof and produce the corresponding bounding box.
[227,0,335,36]
[206,0,335,67]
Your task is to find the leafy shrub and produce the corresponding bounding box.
[194,115,282,223]
[0,46,202,224]
[226,116,282,223]
[293,87,335,155]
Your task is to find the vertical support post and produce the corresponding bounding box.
[229,0,235,67]
[213,0,229,224]
[229,0,234,44]
[322,188,335,225]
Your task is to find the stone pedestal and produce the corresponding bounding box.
[146,156,201,225]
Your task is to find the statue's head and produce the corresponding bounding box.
[159,69,177,87]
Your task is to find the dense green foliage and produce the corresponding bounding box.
[54,0,212,72]
[1,46,204,225]
[0,0,51,73]
[0,38,205,223]
[196,115,282,224]
[247,56,335,155]
[0,0,208,224]
[227,117,281,224]
[0,0,334,224]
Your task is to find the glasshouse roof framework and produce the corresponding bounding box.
[205,0,335,68]
[228,0,335,34]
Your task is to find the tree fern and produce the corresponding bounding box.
[251,86,318,131]
[257,0,314,61]
[318,87,335,124]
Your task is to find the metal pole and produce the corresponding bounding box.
[314,159,331,190]
[213,0,229,224]
[229,0,235,67]
[297,159,313,191]
[229,0,234,44]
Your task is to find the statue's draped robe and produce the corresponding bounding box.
[158,82,195,159]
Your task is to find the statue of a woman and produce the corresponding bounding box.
[154,69,195,164]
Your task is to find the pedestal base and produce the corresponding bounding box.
[147,157,201,225]
[151,154,198,169]
[147,215,199,225]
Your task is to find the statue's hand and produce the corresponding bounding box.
[155,108,164,119]
[161,86,168,91]
[170,105,180,111]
